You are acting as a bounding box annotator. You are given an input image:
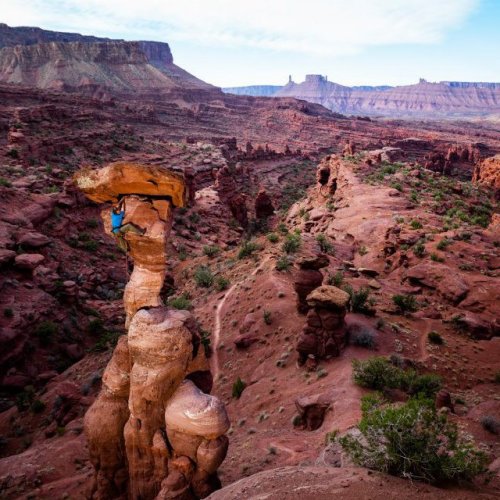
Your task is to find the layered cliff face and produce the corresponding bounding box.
[276,76,500,117]
[0,36,212,92]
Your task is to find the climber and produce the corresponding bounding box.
[111,197,145,251]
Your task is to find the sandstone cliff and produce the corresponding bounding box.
[0,25,213,92]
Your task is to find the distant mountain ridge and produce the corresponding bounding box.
[225,75,500,117]
[0,24,213,92]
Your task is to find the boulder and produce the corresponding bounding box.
[16,231,50,248]
[306,285,350,311]
[14,253,45,270]
[294,393,331,431]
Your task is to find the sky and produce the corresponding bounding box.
[1,0,500,87]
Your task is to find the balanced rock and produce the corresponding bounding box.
[297,285,350,364]
[74,161,187,207]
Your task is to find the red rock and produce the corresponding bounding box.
[16,231,50,248]
[0,248,16,265]
[294,393,331,430]
[254,188,274,219]
[14,253,45,270]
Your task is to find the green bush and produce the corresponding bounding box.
[352,357,403,391]
[392,294,418,313]
[88,318,105,335]
[276,255,291,271]
[267,232,279,243]
[412,240,426,257]
[35,321,58,346]
[282,233,301,254]
[0,177,12,187]
[410,220,423,230]
[203,245,220,258]
[316,234,334,254]
[232,377,247,399]
[327,271,343,287]
[215,276,230,291]
[238,240,259,259]
[194,265,214,288]
[263,310,272,325]
[168,293,192,310]
[344,286,372,315]
[437,238,452,251]
[352,357,442,398]
[340,396,488,483]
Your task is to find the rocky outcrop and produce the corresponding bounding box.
[293,253,329,314]
[254,187,275,219]
[473,154,500,199]
[316,155,341,196]
[76,162,229,499]
[296,285,350,365]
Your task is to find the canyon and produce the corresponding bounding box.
[0,23,499,500]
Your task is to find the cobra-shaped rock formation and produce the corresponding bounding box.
[74,163,230,499]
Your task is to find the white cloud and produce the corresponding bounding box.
[2,0,478,56]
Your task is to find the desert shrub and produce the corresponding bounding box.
[0,177,12,187]
[168,293,192,310]
[327,271,343,287]
[427,331,443,345]
[282,233,301,254]
[494,372,500,384]
[200,329,211,357]
[352,357,403,391]
[35,321,58,345]
[392,294,418,313]
[358,245,368,256]
[412,240,426,257]
[430,252,444,262]
[89,330,121,352]
[194,265,214,288]
[437,238,452,250]
[352,357,441,398]
[277,223,288,235]
[31,399,46,414]
[481,416,499,435]
[276,255,291,271]
[81,239,98,252]
[238,240,259,259]
[232,377,247,399]
[3,308,13,318]
[350,327,377,349]
[203,245,220,258]
[88,318,105,335]
[215,276,230,291]
[344,286,372,315]
[267,232,279,243]
[263,310,272,325]
[316,234,334,254]
[339,395,488,483]
[7,148,19,158]
[410,220,423,230]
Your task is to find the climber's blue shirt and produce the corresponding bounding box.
[111,210,125,234]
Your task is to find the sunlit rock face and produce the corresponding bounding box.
[77,162,229,499]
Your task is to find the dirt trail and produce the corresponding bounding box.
[211,255,271,379]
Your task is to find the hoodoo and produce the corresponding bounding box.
[74,163,229,499]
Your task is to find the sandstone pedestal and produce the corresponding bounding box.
[76,163,229,499]
[296,285,350,365]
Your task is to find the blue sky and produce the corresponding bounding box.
[2,0,499,87]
